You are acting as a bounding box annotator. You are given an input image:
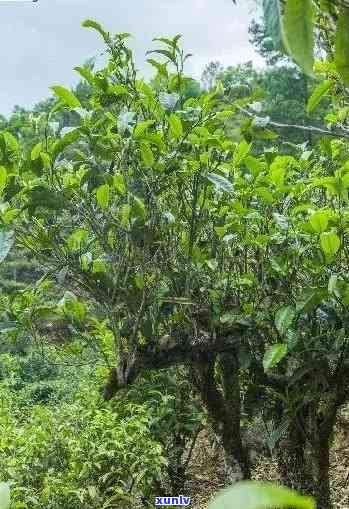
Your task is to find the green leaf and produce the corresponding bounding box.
[255,186,274,204]
[0,166,7,195]
[0,482,10,509]
[207,173,234,193]
[282,0,314,76]
[59,291,86,322]
[153,35,181,49]
[81,19,110,43]
[168,113,183,139]
[208,481,315,509]
[233,139,251,167]
[133,120,156,139]
[93,259,107,273]
[263,344,288,371]
[120,203,131,228]
[74,66,95,85]
[3,131,18,153]
[320,231,341,257]
[0,230,14,263]
[113,174,126,194]
[147,59,169,78]
[67,228,89,252]
[309,210,329,233]
[96,184,110,209]
[110,84,129,96]
[50,85,81,109]
[335,7,349,85]
[134,274,145,290]
[51,128,81,160]
[275,305,296,334]
[132,196,146,220]
[306,80,332,113]
[31,141,43,160]
[148,48,177,65]
[40,152,51,169]
[140,143,155,167]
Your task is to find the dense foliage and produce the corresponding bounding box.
[2,2,349,508]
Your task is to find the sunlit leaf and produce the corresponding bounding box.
[113,174,126,195]
[320,231,340,257]
[96,184,110,209]
[67,229,89,252]
[309,210,329,233]
[168,114,183,139]
[50,85,81,109]
[140,143,155,167]
[3,132,18,153]
[0,166,7,195]
[275,305,296,334]
[263,344,288,370]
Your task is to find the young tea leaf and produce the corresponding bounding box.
[0,166,7,195]
[263,344,288,371]
[140,143,155,167]
[96,184,110,209]
[113,174,126,195]
[309,210,329,233]
[81,19,110,43]
[320,231,340,257]
[50,85,81,109]
[168,114,183,139]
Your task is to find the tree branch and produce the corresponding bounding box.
[102,329,246,400]
[236,105,349,140]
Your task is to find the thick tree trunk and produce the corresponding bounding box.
[190,350,250,482]
[312,436,332,509]
[219,351,251,481]
[276,419,333,509]
[276,426,314,494]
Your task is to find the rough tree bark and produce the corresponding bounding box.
[190,350,250,481]
[276,414,334,509]
[273,356,349,509]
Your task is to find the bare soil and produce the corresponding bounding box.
[186,407,349,509]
